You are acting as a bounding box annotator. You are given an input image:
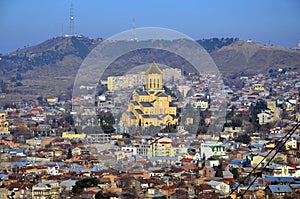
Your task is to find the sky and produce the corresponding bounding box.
[0,0,300,54]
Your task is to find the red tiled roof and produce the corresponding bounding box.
[181,158,193,163]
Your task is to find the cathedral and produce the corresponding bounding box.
[120,63,178,127]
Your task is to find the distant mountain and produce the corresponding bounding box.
[0,36,102,104]
[211,40,300,78]
[0,36,299,105]
[197,37,238,53]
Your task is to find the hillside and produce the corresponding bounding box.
[211,40,300,78]
[0,36,299,105]
[0,36,102,104]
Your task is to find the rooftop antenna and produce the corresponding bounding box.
[131,17,137,41]
[70,0,75,36]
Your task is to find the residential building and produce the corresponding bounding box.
[150,137,174,157]
[200,141,226,160]
[0,110,9,135]
[265,185,293,199]
[32,181,60,199]
[62,131,86,139]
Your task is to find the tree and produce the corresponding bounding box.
[95,191,105,199]
[72,177,100,195]
[235,134,251,144]
[249,100,267,128]
[232,116,242,127]
[64,114,74,126]
[171,189,188,199]
[230,168,240,179]
[15,124,30,134]
[98,111,116,134]
[66,148,73,159]
[215,163,223,177]
[186,88,195,97]
[36,96,44,104]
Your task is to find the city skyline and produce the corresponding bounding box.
[0,0,300,54]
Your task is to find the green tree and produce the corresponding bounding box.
[72,177,100,195]
[235,134,251,144]
[98,111,116,134]
[215,164,223,177]
[230,168,240,179]
[232,116,242,127]
[249,100,267,129]
[95,190,107,199]
[66,148,73,159]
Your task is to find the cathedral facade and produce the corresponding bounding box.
[121,63,178,127]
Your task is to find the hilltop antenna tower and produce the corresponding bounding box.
[69,1,75,36]
[131,18,137,41]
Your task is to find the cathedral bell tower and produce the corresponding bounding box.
[145,62,163,90]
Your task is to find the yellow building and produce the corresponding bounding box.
[254,84,265,91]
[107,76,117,91]
[0,110,10,135]
[150,137,174,157]
[32,181,60,199]
[121,63,178,127]
[62,131,86,139]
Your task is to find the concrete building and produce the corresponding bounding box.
[32,181,60,199]
[0,110,10,135]
[150,137,174,157]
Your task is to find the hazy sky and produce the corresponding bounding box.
[1,0,299,54]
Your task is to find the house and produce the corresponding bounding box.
[206,180,230,194]
[222,170,234,179]
[285,138,297,150]
[250,152,272,168]
[62,131,86,139]
[0,110,10,135]
[290,184,300,195]
[60,179,77,191]
[81,189,101,199]
[257,109,274,125]
[0,187,8,199]
[45,163,61,175]
[260,176,294,186]
[264,185,293,198]
[202,166,214,178]
[263,164,294,177]
[7,182,32,199]
[200,141,226,160]
[32,180,60,199]
[150,137,174,157]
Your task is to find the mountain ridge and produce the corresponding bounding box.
[211,40,300,78]
[0,36,299,105]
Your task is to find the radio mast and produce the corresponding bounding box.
[70,1,75,36]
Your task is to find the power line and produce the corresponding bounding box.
[230,121,300,197]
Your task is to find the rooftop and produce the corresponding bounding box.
[145,62,163,75]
